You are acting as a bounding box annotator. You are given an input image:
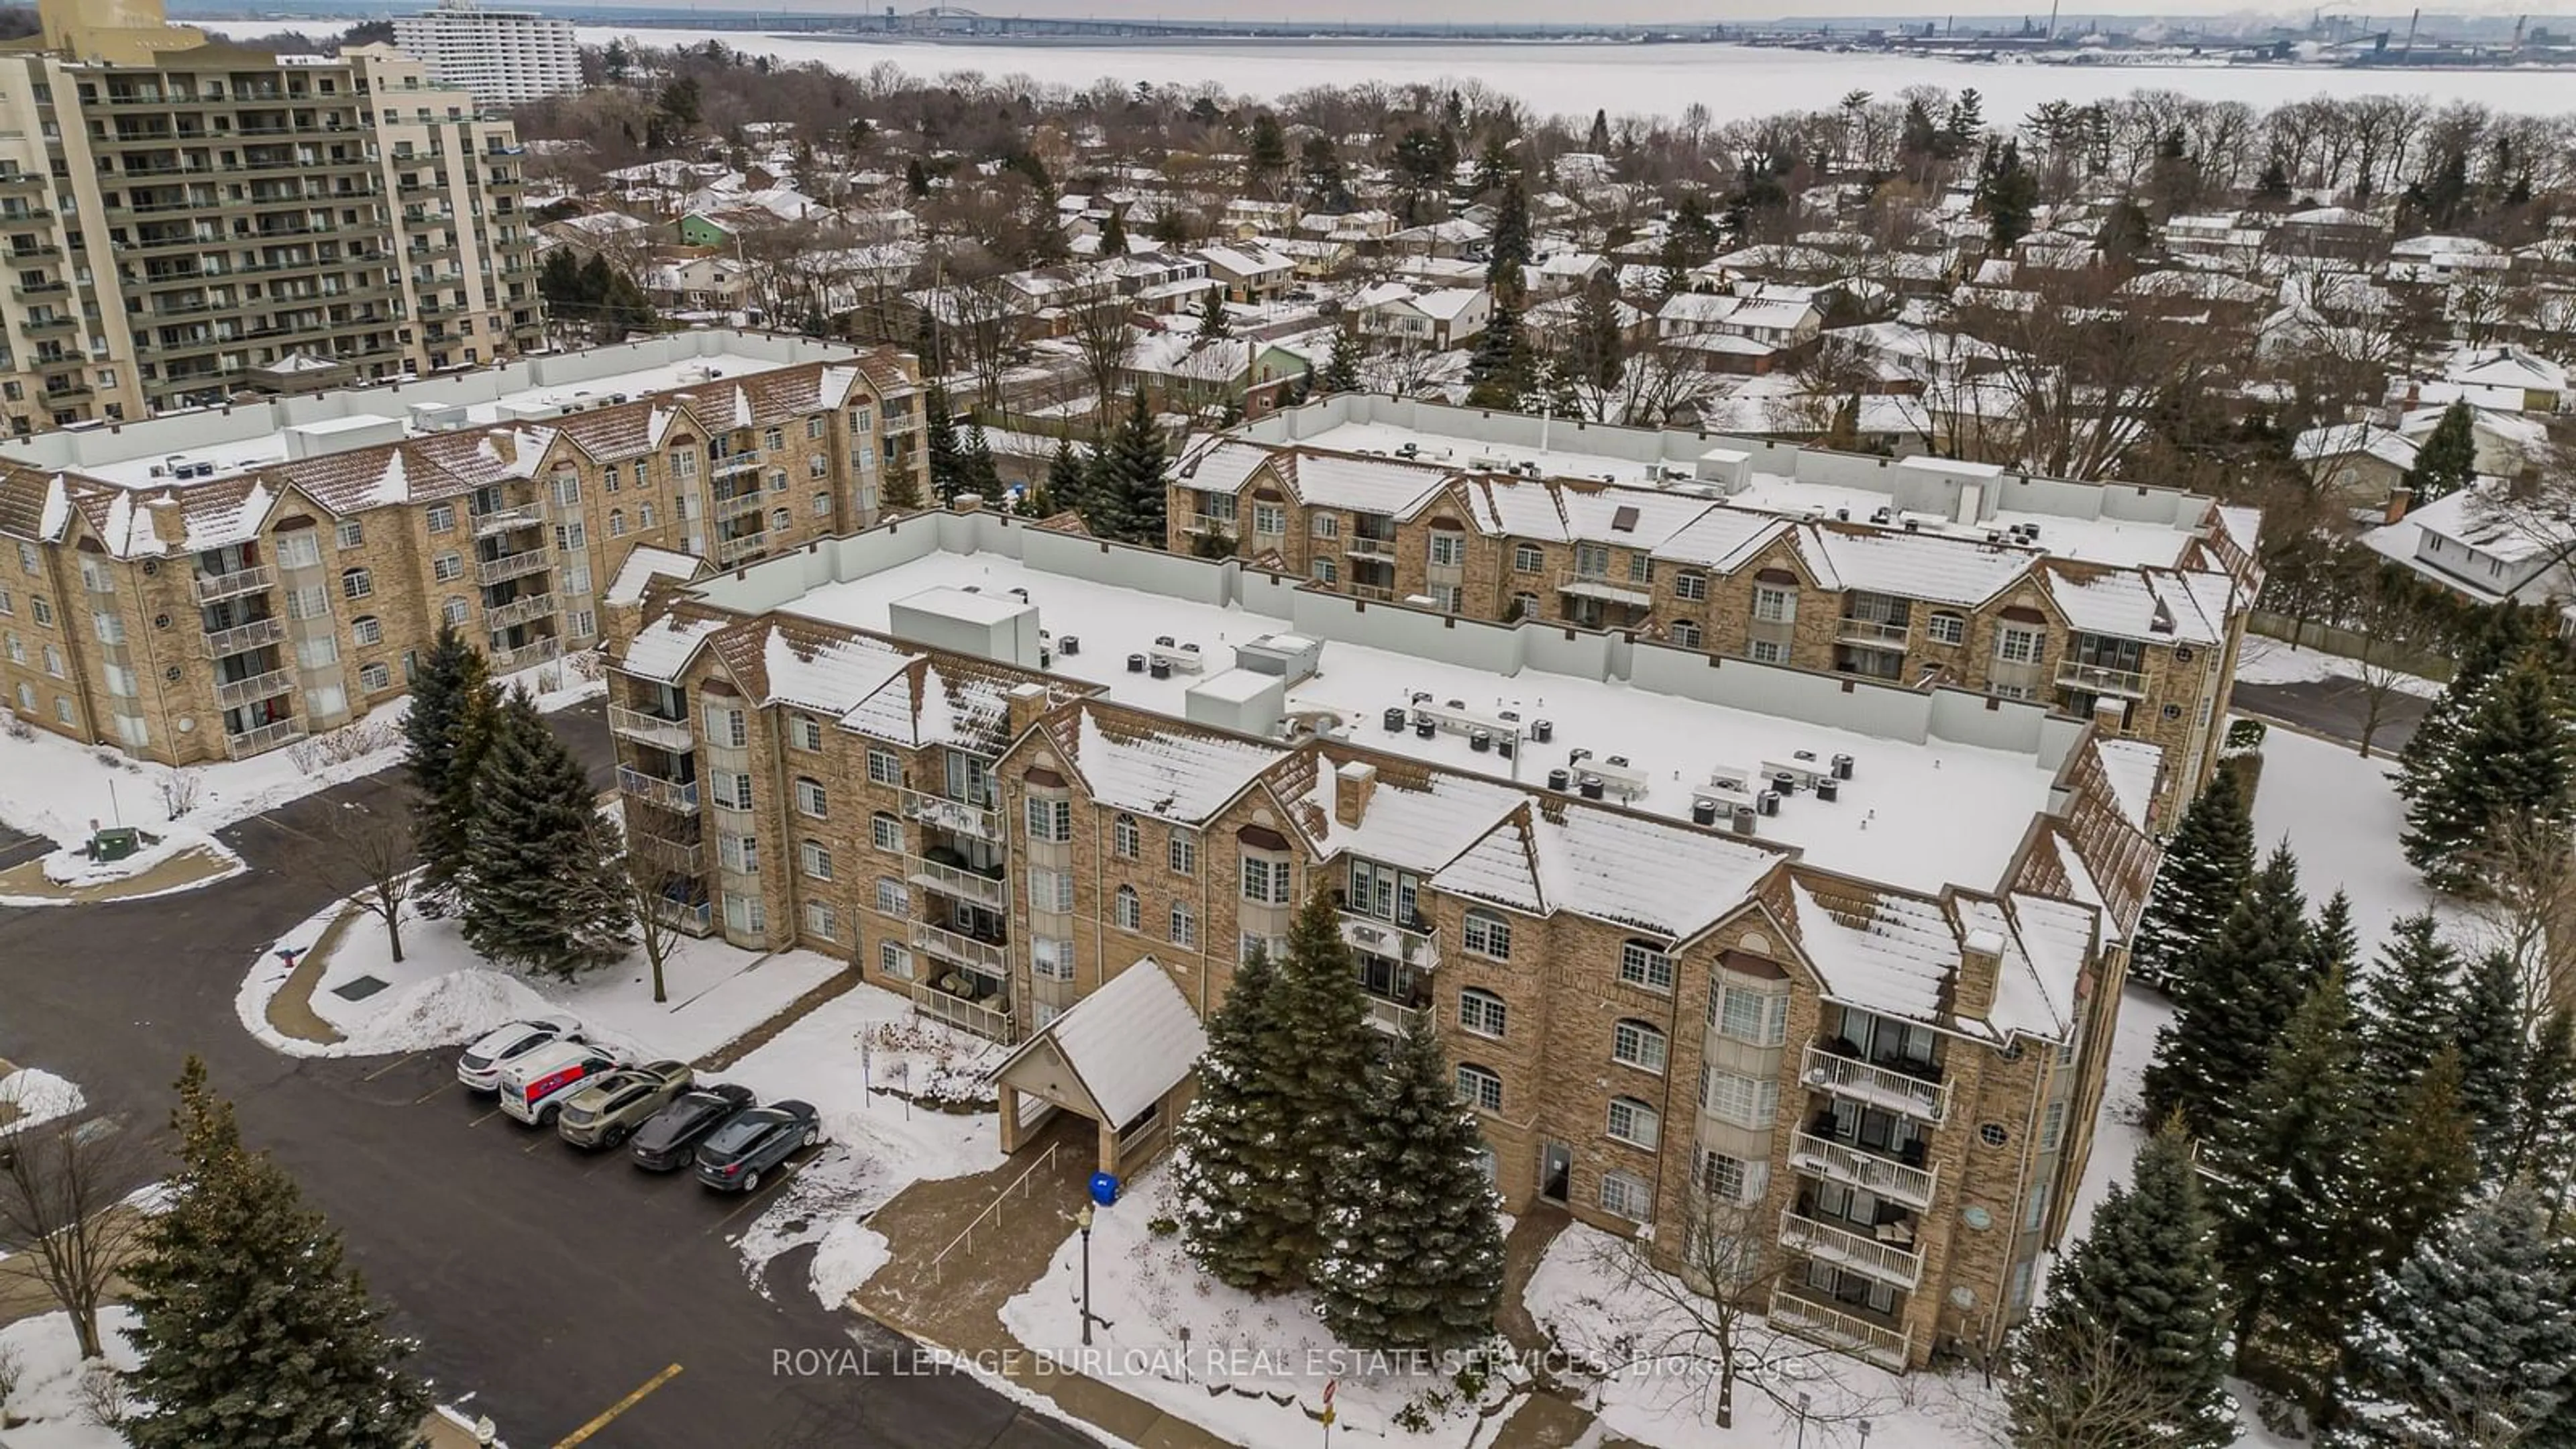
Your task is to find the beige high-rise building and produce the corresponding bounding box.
[0,0,542,431]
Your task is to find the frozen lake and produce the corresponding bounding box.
[561,30,2576,124]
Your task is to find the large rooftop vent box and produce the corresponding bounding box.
[1695,447,1752,491]
[408,401,472,433]
[1185,667,1287,738]
[1234,633,1323,685]
[282,414,406,460]
[887,586,1042,669]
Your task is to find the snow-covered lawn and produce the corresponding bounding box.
[0,664,599,902]
[0,1308,138,1449]
[2231,635,2447,698]
[2239,718,2443,951]
[0,1067,85,1138]
[1000,1161,1525,1448]
[721,984,1008,1307]
[237,894,844,1063]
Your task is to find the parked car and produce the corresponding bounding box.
[455,1016,584,1093]
[693,1099,821,1192]
[493,1040,629,1127]
[629,1083,758,1171]
[555,1060,696,1149]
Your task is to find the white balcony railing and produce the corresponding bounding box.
[1340,912,1439,970]
[910,981,1014,1042]
[471,504,543,538]
[1789,1131,1939,1211]
[1801,1046,1951,1125]
[198,615,286,658]
[474,549,549,586]
[1345,535,1395,557]
[632,833,706,875]
[1361,995,1423,1036]
[710,450,763,478]
[1768,1289,1912,1371]
[488,636,559,673]
[1836,616,1910,647]
[616,765,700,816]
[223,715,305,758]
[1778,1210,1925,1290]
[484,592,555,629]
[900,787,1003,842]
[908,856,1010,912]
[213,667,295,708]
[650,897,714,935]
[193,563,274,602]
[912,922,1010,977]
[2057,660,2149,697]
[1183,513,1236,536]
[607,704,693,752]
[714,533,769,568]
[711,487,768,521]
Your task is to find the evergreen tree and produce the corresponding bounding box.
[2009,1118,2235,1449]
[879,450,923,511]
[2403,656,2573,892]
[923,382,967,503]
[2399,606,2542,804]
[2500,1005,2575,1198]
[904,157,931,200]
[1043,435,1087,519]
[2352,912,2461,1124]
[959,424,1002,500]
[1487,176,1532,288]
[2143,842,2312,1138]
[2131,767,2257,988]
[402,625,496,915]
[461,691,632,979]
[2254,156,2294,205]
[2306,889,2359,980]
[1586,107,1611,153]
[1246,112,1289,193]
[1567,278,1625,391]
[1978,139,2039,253]
[1197,284,1232,343]
[1093,390,1168,544]
[1267,884,1375,1277]
[2406,399,2479,504]
[1174,949,1304,1291]
[2453,949,2530,1163]
[1464,290,1530,411]
[2327,1189,2576,1449]
[1099,204,1129,256]
[122,1059,429,1449]
[1311,1016,1506,1352]
[2358,1045,2478,1279]
[2205,967,2374,1387]
[1320,330,1362,393]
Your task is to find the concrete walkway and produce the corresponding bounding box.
[262,903,359,1046]
[0,843,241,906]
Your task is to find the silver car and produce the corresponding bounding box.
[454,1016,584,1093]
[555,1060,696,1149]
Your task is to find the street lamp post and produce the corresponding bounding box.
[1794,1392,1811,1449]
[1076,1201,1095,1346]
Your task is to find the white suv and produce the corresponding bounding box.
[455,1016,584,1093]
[494,1040,630,1127]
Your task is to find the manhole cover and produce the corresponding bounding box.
[331,974,391,1002]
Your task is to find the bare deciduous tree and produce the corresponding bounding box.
[0,1114,154,1361]
[320,800,417,965]
[1996,1312,2214,1449]
[623,845,688,1006]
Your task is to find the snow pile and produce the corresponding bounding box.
[0,1067,85,1136]
[999,1162,1521,1449]
[731,1144,896,1305]
[2232,636,2446,698]
[0,1307,142,1449]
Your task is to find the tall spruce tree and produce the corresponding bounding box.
[959,423,1002,499]
[2306,890,2359,979]
[2009,1117,2235,1449]
[2143,841,2312,1138]
[1464,290,1529,411]
[2398,606,2540,804]
[1487,175,1532,287]
[2404,399,2479,505]
[2204,967,2374,1387]
[1196,285,1232,343]
[2326,1189,2576,1449]
[2499,1005,2576,1195]
[2453,949,2531,1163]
[1322,330,1362,393]
[2358,1045,2479,1277]
[1267,883,1375,1278]
[2353,912,2461,1125]
[461,691,632,979]
[1043,435,1087,519]
[122,1059,429,1449]
[1174,949,1304,1291]
[1095,390,1167,544]
[1311,1016,1506,1352]
[2403,655,2573,892]
[2130,767,2257,988]
[923,382,967,503]
[402,625,497,914]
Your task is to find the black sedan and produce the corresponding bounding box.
[629,1083,759,1171]
[693,1099,821,1193]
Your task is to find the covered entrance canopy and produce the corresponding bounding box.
[989,957,1208,1175]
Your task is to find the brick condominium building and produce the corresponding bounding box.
[1168,395,2262,828]
[603,505,2169,1373]
[0,330,926,763]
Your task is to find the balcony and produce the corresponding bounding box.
[1835,616,1910,648]
[474,549,548,586]
[714,533,769,568]
[913,922,1010,977]
[1340,911,1439,971]
[213,668,295,709]
[900,788,1004,843]
[649,897,715,936]
[710,450,763,478]
[489,637,559,673]
[909,980,1014,1042]
[484,592,554,629]
[608,704,693,753]
[1801,1045,1951,1126]
[1553,570,1653,608]
[19,315,72,335]
[631,831,706,875]
[1182,513,1237,536]
[2057,660,2147,698]
[1361,995,1423,1035]
[1767,1289,1911,1372]
[472,504,543,537]
[1779,1210,1924,1291]
[711,487,767,522]
[1788,1131,1939,1211]
[223,715,305,759]
[1350,584,1396,602]
[617,765,700,816]
[197,616,286,659]
[1345,535,1395,557]
[908,855,1010,912]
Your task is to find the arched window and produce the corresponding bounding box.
[1618,939,1674,991]
[1607,1096,1660,1150]
[769,507,791,532]
[1462,908,1511,959]
[1112,813,1140,859]
[441,596,467,627]
[1927,610,1968,645]
[1455,1063,1502,1114]
[1599,1169,1653,1222]
[870,812,902,851]
[608,508,627,537]
[1671,619,1703,650]
[350,614,382,646]
[1113,884,1140,931]
[1458,987,1507,1038]
[1613,1019,1668,1074]
[341,566,373,600]
[794,777,827,818]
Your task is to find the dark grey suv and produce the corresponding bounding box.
[693,1100,820,1192]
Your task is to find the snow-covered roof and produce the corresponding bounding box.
[993,959,1206,1126]
[604,545,704,607]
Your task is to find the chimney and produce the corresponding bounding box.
[1952,928,2006,1022]
[953,492,984,513]
[1332,759,1377,829]
[2092,695,2129,735]
[1006,681,1050,740]
[141,492,184,553]
[2383,484,2413,525]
